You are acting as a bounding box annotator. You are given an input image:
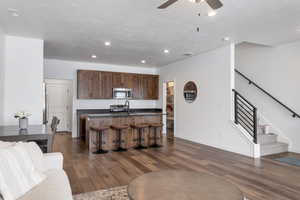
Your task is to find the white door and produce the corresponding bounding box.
[45,79,72,132]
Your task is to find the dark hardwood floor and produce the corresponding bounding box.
[53,134,300,200]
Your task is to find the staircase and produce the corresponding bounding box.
[233,69,300,157]
[257,125,288,156]
[232,89,289,157]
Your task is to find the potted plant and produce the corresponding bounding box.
[14,111,31,130]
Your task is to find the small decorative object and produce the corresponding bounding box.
[183,81,198,103]
[14,111,31,130]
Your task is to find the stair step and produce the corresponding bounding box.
[261,142,288,156]
[257,133,277,144]
[257,124,271,134]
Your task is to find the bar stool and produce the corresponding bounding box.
[131,123,149,150]
[149,123,163,148]
[90,126,110,154]
[111,124,129,152]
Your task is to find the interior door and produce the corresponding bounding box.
[46,80,72,132]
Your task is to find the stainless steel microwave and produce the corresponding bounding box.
[113,88,132,99]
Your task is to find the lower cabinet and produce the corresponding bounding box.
[84,115,163,152]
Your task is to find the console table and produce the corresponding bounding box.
[0,125,53,153]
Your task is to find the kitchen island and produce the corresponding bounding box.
[78,109,164,152]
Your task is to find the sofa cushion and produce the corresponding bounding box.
[0,142,45,172]
[0,141,15,149]
[18,170,73,200]
[19,142,45,172]
[0,143,46,200]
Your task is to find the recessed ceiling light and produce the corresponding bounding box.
[164,49,170,54]
[141,60,146,64]
[207,11,217,17]
[91,54,97,59]
[104,41,111,46]
[222,37,230,41]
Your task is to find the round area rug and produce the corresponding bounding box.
[73,186,129,200]
[73,185,250,200]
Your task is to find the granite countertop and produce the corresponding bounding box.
[86,112,166,118]
[77,108,166,118]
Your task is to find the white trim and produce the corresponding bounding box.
[44,79,73,132]
[230,121,260,158]
[44,79,73,85]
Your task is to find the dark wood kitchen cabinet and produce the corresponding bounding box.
[112,73,123,88]
[142,75,159,100]
[112,73,133,88]
[77,70,113,99]
[99,71,113,99]
[131,74,143,99]
[77,70,100,99]
[77,70,159,100]
[150,75,159,99]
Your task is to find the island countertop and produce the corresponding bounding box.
[77,108,165,119]
[78,108,164,152]
[77,108,164,138]
[86,112,167,118]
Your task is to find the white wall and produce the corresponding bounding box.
[236,42,300,153]
[2,36,44,125]
[158,44,255,157]
[0,28,5,125]
[44,59,159,137]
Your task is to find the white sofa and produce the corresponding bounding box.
[18,153,73,200]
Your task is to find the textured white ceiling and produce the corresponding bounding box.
[0,0,300,67]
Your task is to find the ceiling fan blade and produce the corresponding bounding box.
[158,0,179,9]
[205,0,223,10]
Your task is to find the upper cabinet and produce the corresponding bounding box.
[99,71,113,99]
[142,75,159,100]
[112,73,132,88]
[131,74,143,99]
[77,70,159,100]
[77,70,100,99]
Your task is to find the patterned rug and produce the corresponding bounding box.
[73,186,129,200]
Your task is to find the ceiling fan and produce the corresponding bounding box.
[158,0,223,10]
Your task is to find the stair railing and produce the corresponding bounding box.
[235,69,300,118]
[232,89,258,144]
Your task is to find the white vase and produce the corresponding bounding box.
[19,118,28,130]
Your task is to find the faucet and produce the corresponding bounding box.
[124,99,130,113]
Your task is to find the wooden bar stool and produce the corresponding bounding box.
[90,126,110,154]
[131,123,149,150]
[111,124,129,152]
[149,123,163,148]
